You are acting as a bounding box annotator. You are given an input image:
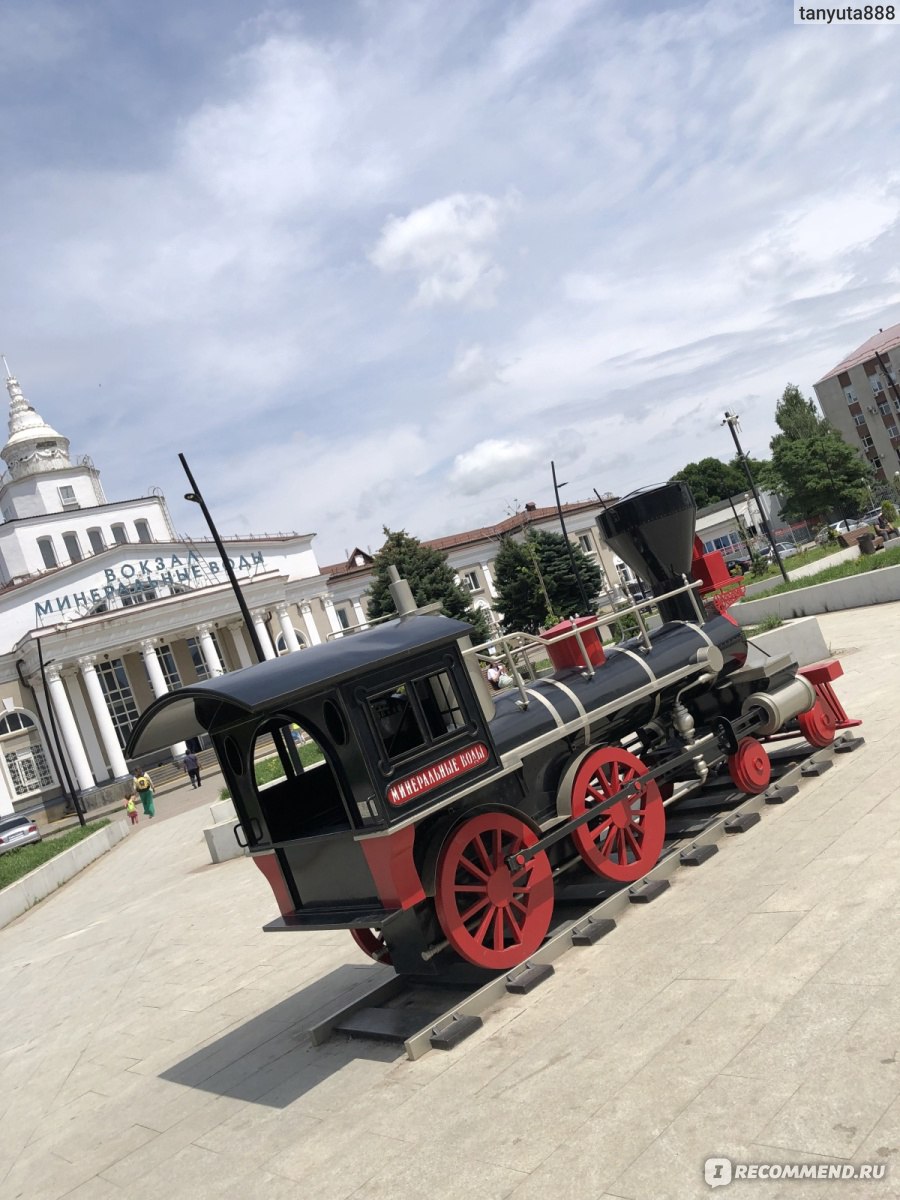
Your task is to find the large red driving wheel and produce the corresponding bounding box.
[727,737,771,794]
[434,810,554,970]
[569,747,666,882]
[797,700,836,748]
[350,928,392,965]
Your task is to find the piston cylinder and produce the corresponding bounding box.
[742,675,816,735]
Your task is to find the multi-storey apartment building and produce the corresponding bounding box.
[813,321,900,485]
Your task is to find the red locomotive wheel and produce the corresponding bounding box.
[434,810,554,970]
[350,928,392,966]
[797,700,836,748]
[569,747,666,883]
[727,737,771,794]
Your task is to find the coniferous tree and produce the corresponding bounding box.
[366,528,493,644]
[493,530,604,634]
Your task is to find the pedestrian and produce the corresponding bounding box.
[183,751,201,789]
[878,508,897,539]
[134,770,155,818]
[125,795,139,826]
[486,662,501,691]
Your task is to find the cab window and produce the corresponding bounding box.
[369,670,465,762]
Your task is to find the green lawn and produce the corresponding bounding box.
[219,741,324,800]
[0,819,111,890]
[751,543,900,597]
[747,542,846,583]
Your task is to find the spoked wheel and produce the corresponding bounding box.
[434,810,554,970]
[727,737,771,794]
[797,700,836,748]
[350,928,392,965]
[569,747,666,882]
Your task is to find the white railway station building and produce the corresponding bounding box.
[0,369,356,819]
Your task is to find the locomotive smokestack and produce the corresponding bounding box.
[597,481,698,622]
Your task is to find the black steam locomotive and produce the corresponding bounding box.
[127,483,841,977]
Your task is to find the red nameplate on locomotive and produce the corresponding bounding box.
[387,743,490,806]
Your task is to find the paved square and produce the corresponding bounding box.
[2,604,899,1199]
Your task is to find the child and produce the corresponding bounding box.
[126,795,139,826]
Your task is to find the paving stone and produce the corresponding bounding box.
[609,1073,801,1200]
[1,604,899,1200]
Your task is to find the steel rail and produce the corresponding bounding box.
[306,732,861,1059]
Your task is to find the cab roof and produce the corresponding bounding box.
[126,613,473,757]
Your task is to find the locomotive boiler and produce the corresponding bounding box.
[127,482,840,977]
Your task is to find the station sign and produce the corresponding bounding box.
[34,550,267,619]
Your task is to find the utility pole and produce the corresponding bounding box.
[722,412,789,584]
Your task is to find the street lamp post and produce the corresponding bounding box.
[27,641,86,826]
[551,460,591,612]
[722,412,789,584]
[179,455,299,775]
[179,454,266,665]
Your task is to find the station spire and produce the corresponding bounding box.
[0,360,72,480]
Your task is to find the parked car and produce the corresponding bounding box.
[828,519,864,534]
[0,814,42,855]
[725,555,752,576]
[765,542,800,561]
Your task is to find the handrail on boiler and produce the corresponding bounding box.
[465,577,706,710]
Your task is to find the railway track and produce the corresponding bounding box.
[308,730,864,1059]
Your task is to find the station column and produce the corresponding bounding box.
[44,665,96,793]
[300,603,322,646]
[197,624,225,677]
[250,610,277,660]
[141,639,187,758]
[275,604,302,653]
[78,656,130,779]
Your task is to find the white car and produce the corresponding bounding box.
[828,519,863,534]
[765,542,800,560]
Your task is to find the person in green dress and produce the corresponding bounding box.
[134,771,155,818]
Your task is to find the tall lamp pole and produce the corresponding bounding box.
[551,460,591,612]
[722,412,789,584]
[179,454,266,664]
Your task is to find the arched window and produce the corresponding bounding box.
[275,629,307,654]
[0,709,55,797]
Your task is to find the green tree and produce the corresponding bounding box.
[366,528,493,643]
[493,530,604,634]
[671,455,776,507]
[768,384,873,520]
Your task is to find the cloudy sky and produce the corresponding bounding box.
[2,0,899,564]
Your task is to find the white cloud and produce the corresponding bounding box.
[370,192,513,307]
[449,438,542,494]
[448,343,506,391]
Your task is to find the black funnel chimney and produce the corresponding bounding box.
[597,481,698,622]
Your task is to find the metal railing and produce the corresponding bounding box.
[463,576,705,711]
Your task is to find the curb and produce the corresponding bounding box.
[734,560,900,624]
[0,820,130,930]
